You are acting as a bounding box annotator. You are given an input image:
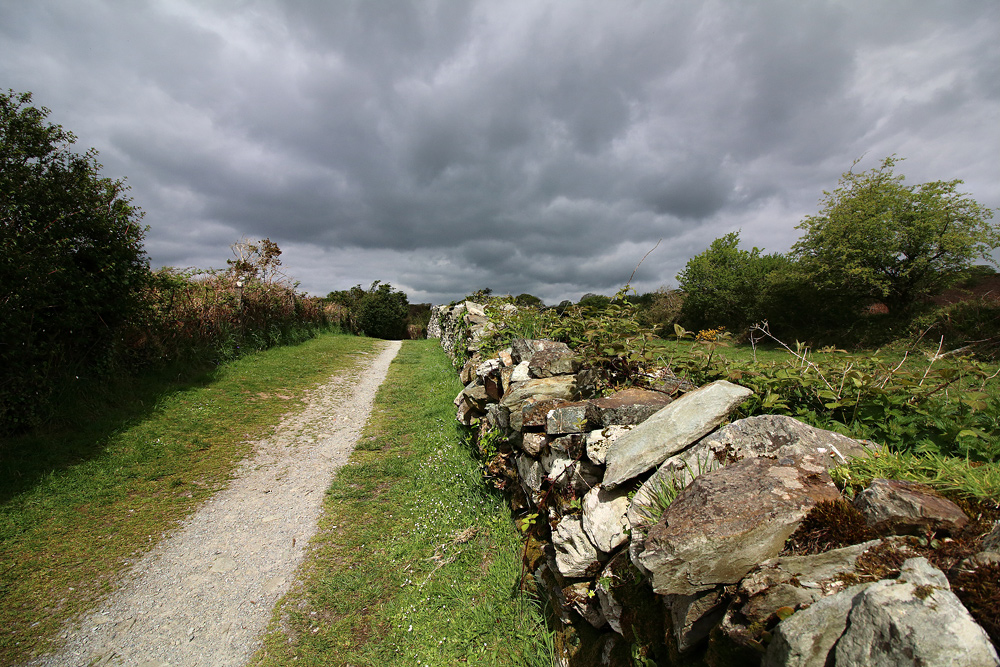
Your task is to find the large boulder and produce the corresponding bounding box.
[627,415,869,530]
[853,478,969,536]
[603,380,753,488]
[639,455,841,596]
[697,414,870,469]
[835,558,998,666]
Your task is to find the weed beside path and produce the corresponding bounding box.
[0,333,379,665]
[253,340,553,667]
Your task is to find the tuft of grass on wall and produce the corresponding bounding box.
[0,332,378,665]
[252,340,553,667]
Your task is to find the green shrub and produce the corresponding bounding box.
[1,90,149,431]
[327,281,409,339]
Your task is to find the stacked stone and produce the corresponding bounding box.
[438,309,998,665]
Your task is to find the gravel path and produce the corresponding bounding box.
[30,340,402,667]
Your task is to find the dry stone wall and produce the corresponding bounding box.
[429,303,1000,667]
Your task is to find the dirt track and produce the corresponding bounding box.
[29,340,401,667]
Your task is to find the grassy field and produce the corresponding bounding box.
[251,339,553,667]
[0,332,379,664]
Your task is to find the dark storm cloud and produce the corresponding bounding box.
[1,0,997,305]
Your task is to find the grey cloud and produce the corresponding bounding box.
[1,0,997,302]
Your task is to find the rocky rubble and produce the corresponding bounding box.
[429,303,999,667]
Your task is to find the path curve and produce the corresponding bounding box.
[31,340,402,667]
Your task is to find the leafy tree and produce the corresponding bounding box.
[793,156,998,315]
[514,293,543,307]
[1,90,148,430]
[676,231,790,332]
[577,293,612,310]
[327,281,409,339]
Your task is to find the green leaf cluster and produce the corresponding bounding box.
[664,340,1000,462]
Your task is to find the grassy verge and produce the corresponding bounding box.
[252,340,553,667]
[0,332,378,664]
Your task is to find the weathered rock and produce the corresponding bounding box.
[549,433,585,459]
[510,360,531,383]
[639,455,841,596]
[553,515,604,578]
[595,565,624,634]
[667,587,728,653]
[697,414,870,469]
[582,485,631,553]
[853,478,969,536]
[512,338,569,365]
[529,346,580,378]
[627,415,869,530]
[543,452,601,495]
[585,425,632,465]
[475,357,502,381]
[983,521,1000,551]
[562,581,607,629]
[456,400,479,426]
[628,529,651,577]
[483,403,510,433]
[522,397,570,429]
[460,383,489,412]
[763,584,872,667]
[517,453,546,495]
[603,380,753,488]
[735,540,881,627]
[588,387,673,427]
[500,376,581,414]
[459,355,479,385]
[835,557,999,666]
[520,431,551,457]
[546,402,592,434]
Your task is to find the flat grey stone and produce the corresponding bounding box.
[603,380,753,488]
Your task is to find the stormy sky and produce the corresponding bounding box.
[2,1,998,304]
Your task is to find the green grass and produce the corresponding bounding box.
[832,447,1000,503]
[252,340,553,667]
[0,332,378,664]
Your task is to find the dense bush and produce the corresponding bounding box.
[676,231,791,334]
[1,90,149,430]
[127,267,330,367]
[326,281,410,339]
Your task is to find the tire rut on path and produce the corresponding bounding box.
[30,340,402,667]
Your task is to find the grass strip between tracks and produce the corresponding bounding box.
[252,339,554,667]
